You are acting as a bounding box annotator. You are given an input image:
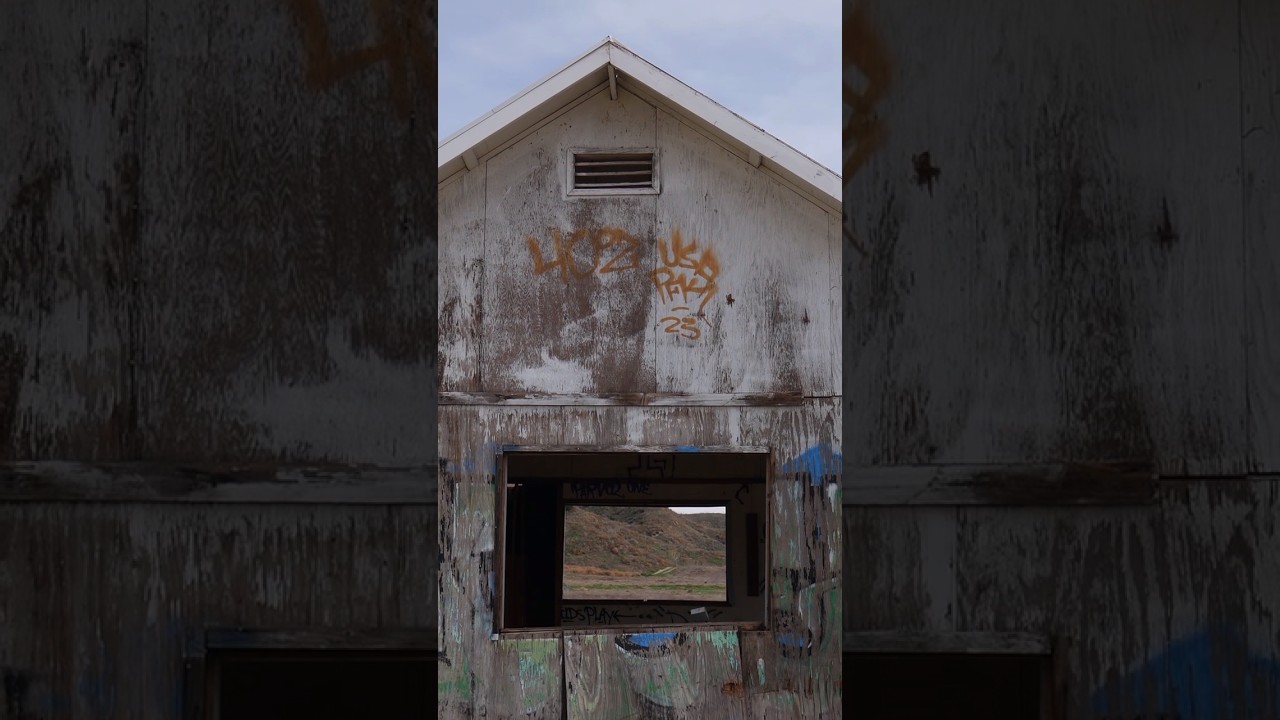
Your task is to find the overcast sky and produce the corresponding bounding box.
[439,0,841,174]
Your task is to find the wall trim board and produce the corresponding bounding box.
[842,631,1052,656]
[204,628,438,652]
[843,462,1157,506]
[0,461,437,504]
[439,391,807,406]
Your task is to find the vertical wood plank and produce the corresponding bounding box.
[0,0,145,461]
[1244,0,1280,472]
[845,0,1246,475]
[842,506,955,632]
[139,0,435,464]
[439,170,486,392]
[480,89,658,395]
[654,110,838,396]
[564,630,746,719]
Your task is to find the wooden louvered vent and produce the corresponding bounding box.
[568,149,659,195]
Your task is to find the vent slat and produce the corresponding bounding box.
[573,151,655,192]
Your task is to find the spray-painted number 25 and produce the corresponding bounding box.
[661,315,701,340]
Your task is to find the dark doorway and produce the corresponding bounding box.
[213,650,432,720]
[843,653,1045,719]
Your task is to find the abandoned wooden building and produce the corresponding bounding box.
[844,1,1280,718]
[438,38,842,717]
[2,1,436,717]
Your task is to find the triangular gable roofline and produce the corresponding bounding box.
[439,37,840,213]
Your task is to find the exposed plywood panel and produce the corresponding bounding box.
[0,0,146,461]
[0,503,436,718]
[952,482,1280,718]
[1244,0,1280,472]
[845,0,1246,474]
[655,111,838,396]
[564,630,747,719]
[481,88,659,394]
[438,402,840,717]
[439,170,486,392]
[138,0,436,464]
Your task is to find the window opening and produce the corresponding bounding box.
[500,451,767,632]
[209,650,433,720]
[562,504,728,603]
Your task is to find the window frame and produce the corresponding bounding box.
[494,446,771,637]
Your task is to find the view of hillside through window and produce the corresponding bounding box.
[562,505,728,602]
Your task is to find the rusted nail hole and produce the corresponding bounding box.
[912,151,940,195]
[726,293,735,306]
[802,309,810,324]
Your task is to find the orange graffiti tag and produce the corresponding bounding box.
[651,229,720,340]
[286,0,435,120]
[526,227,642,282]
[844,6,892,179]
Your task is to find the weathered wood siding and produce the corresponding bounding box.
[0,503,436,718]
[845,0,1248,476]
[2,0,436,466]
[845,0,1280,716]
[843,483,1280,717]
[1,0,438,717]
[440,76,840,716]
[438,404,841,718]
[444,86,840,398]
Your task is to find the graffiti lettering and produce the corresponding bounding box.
[561,606,623,625]
[560,604,722,627]
[568,479,652,499]
[526,227,642,282]
[651,229,720,313]
[651,228,720,340]
[286,0,434,120]
[844,5,892,179]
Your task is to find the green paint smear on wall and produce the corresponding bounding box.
[437,658,472,701]
[705,630,741,671]
[514,637,559,708]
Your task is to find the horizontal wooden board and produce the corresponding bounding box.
[204,628,436,651]
[843,461,1156,506]
[843,631,1050,655]
[0,461,436,504]
[440,391,807,406]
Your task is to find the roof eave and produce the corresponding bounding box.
[439,39,840,214]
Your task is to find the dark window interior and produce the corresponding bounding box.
[843,653,1045,720]
[213,650,432,720]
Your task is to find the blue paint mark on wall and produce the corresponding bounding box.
[444,441,501,475]
[675,445,701,453]
[777,632,808,648]
[1089,627,1280,718]
[781,444,843,486]
[627,632,678,648]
